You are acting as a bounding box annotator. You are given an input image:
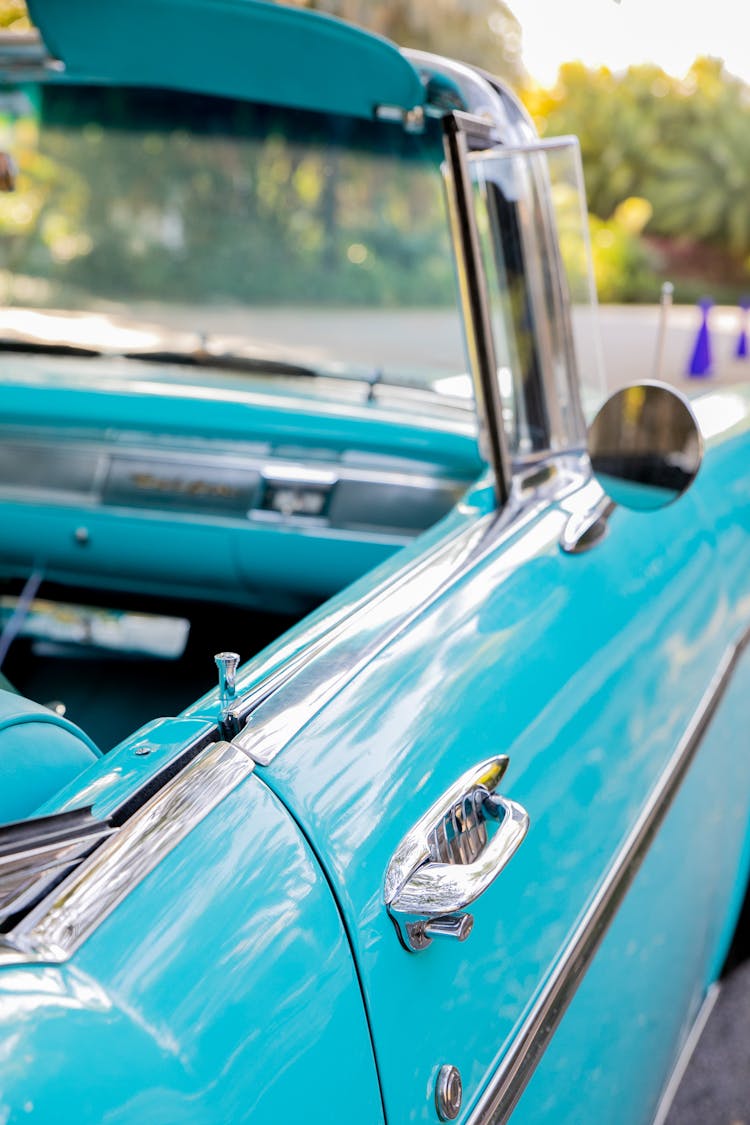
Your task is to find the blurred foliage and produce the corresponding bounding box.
[284,0,524,84]
[588,200,661,302]
[5,0,748,304]
[0,0,30,30]
[525,58,750,301]
[0,88,457,310]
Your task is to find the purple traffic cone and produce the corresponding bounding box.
[687,297,713,378]
[735,296,750,359]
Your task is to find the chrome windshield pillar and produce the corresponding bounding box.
[442,112,512,508]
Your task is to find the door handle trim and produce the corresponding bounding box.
[384,756,529,950]
[390,794,528,915]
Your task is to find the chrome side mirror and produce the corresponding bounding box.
[588,382,703,511]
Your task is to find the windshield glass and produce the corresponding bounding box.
[0,83,468,392]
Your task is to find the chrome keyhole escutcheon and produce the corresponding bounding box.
[435,1065,463,1120]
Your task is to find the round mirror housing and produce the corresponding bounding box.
[588,382,703,511]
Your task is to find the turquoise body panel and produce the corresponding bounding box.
[28,0,425,121]
[0,688,100,821]
[0,770,384,1125]
[0,3,747,1109]
[0,359,480,467]
[249,386,750,1123]
[511,640,750,1124]
[0,389,746,1122]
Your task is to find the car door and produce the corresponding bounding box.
[255,419,749,1125]
[253,130,750,1122]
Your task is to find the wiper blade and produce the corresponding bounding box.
[0,337,102,358]
[122,346,321,380]
[0,332,320,379]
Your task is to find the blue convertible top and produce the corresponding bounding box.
[25,0,427,120]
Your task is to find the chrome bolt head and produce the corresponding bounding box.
[435,1064,462,1121]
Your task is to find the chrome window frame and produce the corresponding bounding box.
[407,52,589,501]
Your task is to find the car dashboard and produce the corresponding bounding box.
[0,355,482,612]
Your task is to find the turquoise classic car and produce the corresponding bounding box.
[0,2,748,1123]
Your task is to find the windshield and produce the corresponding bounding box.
[0,82,468,392]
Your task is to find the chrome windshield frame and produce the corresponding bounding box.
[409,51,589,497]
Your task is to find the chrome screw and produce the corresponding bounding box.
[435,1065,462,1121]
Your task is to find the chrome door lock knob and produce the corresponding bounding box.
[435,1065,463,1121]
[215,652,240,732]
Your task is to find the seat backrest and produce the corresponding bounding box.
[0,690,102,823]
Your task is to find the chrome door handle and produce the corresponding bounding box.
[384,757,529,951]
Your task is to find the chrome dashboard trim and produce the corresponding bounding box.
[466,622,750,1124]
[0,31,62,78]
[0,738,253,965]
[0,430,471,537]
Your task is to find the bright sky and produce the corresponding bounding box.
[508,0,750,84]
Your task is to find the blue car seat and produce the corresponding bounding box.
[0,688,102,823]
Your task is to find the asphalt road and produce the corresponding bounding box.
[664,960,750,1125]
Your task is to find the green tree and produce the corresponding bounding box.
[642,58,750,257]
[0,0,30,30]
[525,57,750,296]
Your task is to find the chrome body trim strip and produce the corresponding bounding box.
[231,461,585,765]
[231,509,497,755]
[0,812,115,923]
[230,458,587,763]
[0,739,252,965]
[651,983,720,1125]
[467,625,750,1124]
[231,456,589,765]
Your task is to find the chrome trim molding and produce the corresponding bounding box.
[232,510,494,760]
[467,623,750,1124]
[0,739,253,965]
[0,430,471,538]
[231,461,585,766]
[0,810,115,924]
[404,51,525,147]
[384,756,529,952]
[442,112,511,508]
[559,493,614,554]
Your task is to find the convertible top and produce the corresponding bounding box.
[25,0,427,120]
